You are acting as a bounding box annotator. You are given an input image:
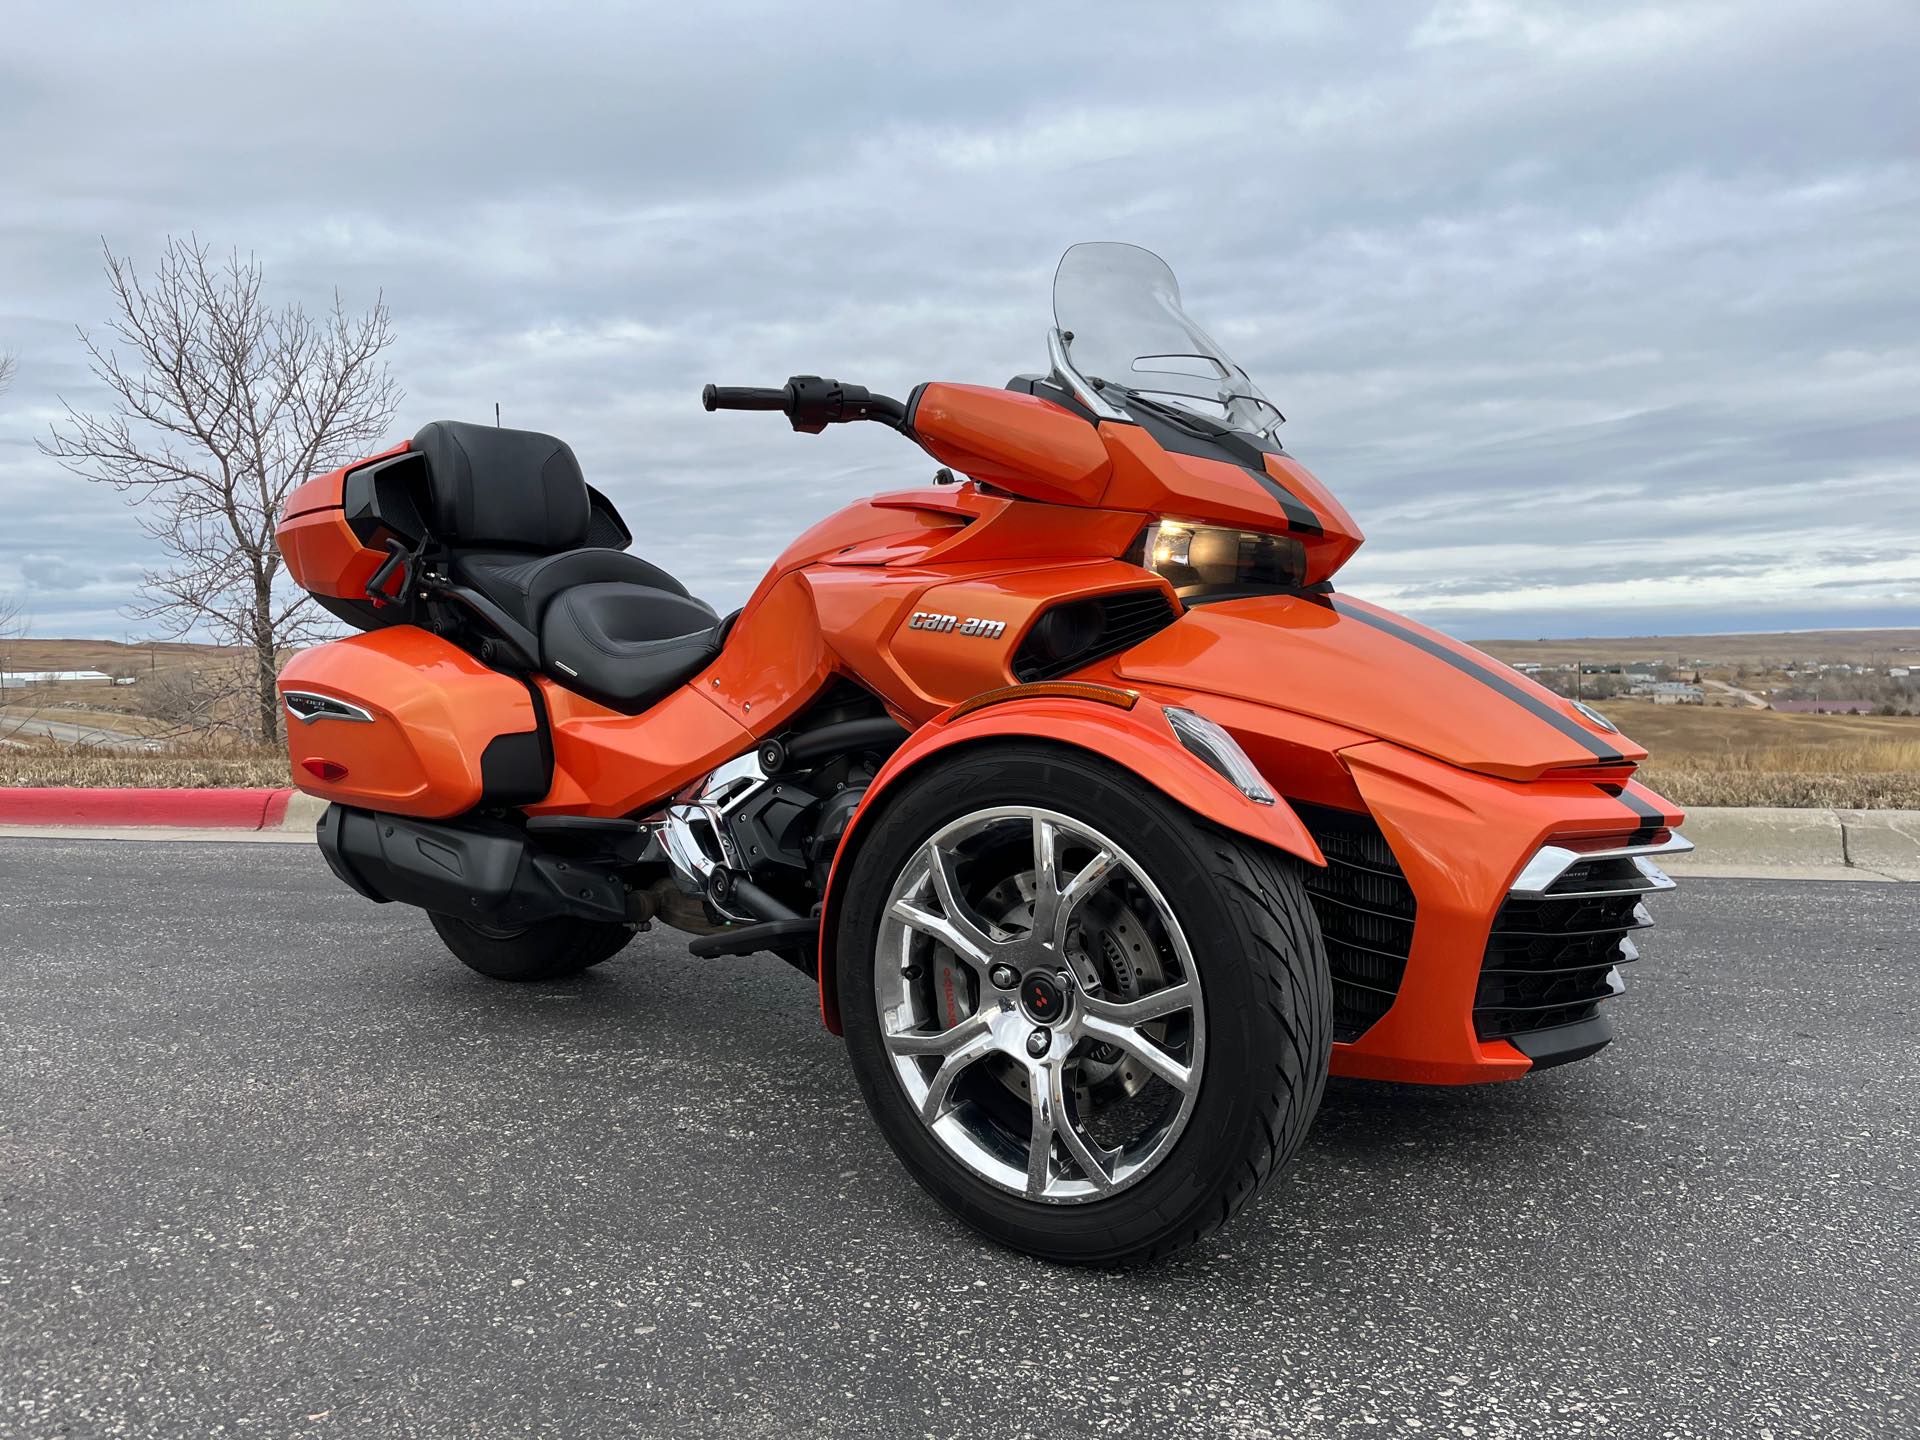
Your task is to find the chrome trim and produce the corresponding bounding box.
[651,750,768,922]
[1046,327,1128,421]
[282,690,374,725]
[1509,832,1693,897]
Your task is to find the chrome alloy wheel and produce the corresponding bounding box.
[873,806,1205,1204]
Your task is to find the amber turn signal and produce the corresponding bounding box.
[945,680,1140,722]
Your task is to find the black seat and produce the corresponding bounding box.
[412,420,722,711]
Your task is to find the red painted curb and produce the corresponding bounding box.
[0,787,296,829]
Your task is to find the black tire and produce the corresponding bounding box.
[429,912,632,982]
[837,742,1331,1266]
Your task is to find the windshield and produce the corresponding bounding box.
[1052,242,1284,440]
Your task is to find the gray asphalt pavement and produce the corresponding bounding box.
[1,839,1914,1438]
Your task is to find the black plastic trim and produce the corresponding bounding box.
[1506,1013,1615,1069]
[1003,375,1101,426]
[1011,589,1180,684]
[1292,801,1415,1045]
[477,674,555,807]
[1180,580,1336,607]
[317,804,629,927]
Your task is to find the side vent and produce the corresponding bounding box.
[1291,801,1415,1044]
[1011,590,1179,683]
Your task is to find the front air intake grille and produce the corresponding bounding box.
[1010,589,1179,683]
[1474,837,1684,1042]
[1292,802,1414,1044]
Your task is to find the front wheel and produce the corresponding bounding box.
[837,743,1331,1265]
[429,912,632,981]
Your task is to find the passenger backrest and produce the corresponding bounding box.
[411,420,590,552]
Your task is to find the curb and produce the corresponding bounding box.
[0,787,324,832]
[1662,806,1920,883]
[1,791,1915,881]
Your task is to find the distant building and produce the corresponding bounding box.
[1891,667,1911,679]
[0,670,117,689]
[1772,699,1876,715]
[1631,681,1703,704]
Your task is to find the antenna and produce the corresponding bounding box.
[495,402,501,427]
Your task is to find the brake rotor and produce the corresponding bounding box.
[958,873,1166,1112]
[1066,899,1166,1108]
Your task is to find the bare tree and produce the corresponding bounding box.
[41,238,401,742]
[3,365,26,711]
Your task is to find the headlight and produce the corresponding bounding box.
[1142,521,1305,596]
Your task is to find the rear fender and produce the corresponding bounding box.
[813,690,1324,1033]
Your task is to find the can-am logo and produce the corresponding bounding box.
[908,611,1005,639]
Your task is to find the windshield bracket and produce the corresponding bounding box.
[1046,328,1127,422]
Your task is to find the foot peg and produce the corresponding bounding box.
[686,917,817,959]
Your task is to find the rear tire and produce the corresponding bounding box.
[837,742,1331,1266]
[429,912,632,982]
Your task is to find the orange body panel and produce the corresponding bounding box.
[876,487,1143,567]
[278,627,535,818]
[696,570,838,734]
[278,441,411,600]
[1262,455,1365,584]
[1114,592,1643,782]
[1329,743,1683,1083]
[530,681,751,818]
[809,559,1175,718]
[911,384,1112,504]
[769,497,969,575]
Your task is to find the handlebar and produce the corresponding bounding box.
[701,375,911,435]
[701,384,789,413]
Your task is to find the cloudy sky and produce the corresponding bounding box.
[2,0,1915,641]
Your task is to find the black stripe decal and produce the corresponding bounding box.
[1120,401,1325,536]
[1614,785,1668,845]
[1330,598,1626,763]
[1250,467,1325,536]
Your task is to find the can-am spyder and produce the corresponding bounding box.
[276,243,1689,1264]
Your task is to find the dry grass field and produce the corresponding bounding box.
[1479,628,1920,669]
[0,739,292,789]
[1612,702,1920,808]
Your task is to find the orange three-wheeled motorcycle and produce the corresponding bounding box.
[276,243,1689,1263]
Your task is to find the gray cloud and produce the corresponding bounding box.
[1,0,1916,639]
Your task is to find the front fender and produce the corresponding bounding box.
[813,688,1324,1033]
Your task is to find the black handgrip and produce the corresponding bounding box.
[702,376,912,434]
[363,537,416,608]
[702,384,789,412]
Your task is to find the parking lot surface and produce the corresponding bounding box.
[1,838,1914,1438]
